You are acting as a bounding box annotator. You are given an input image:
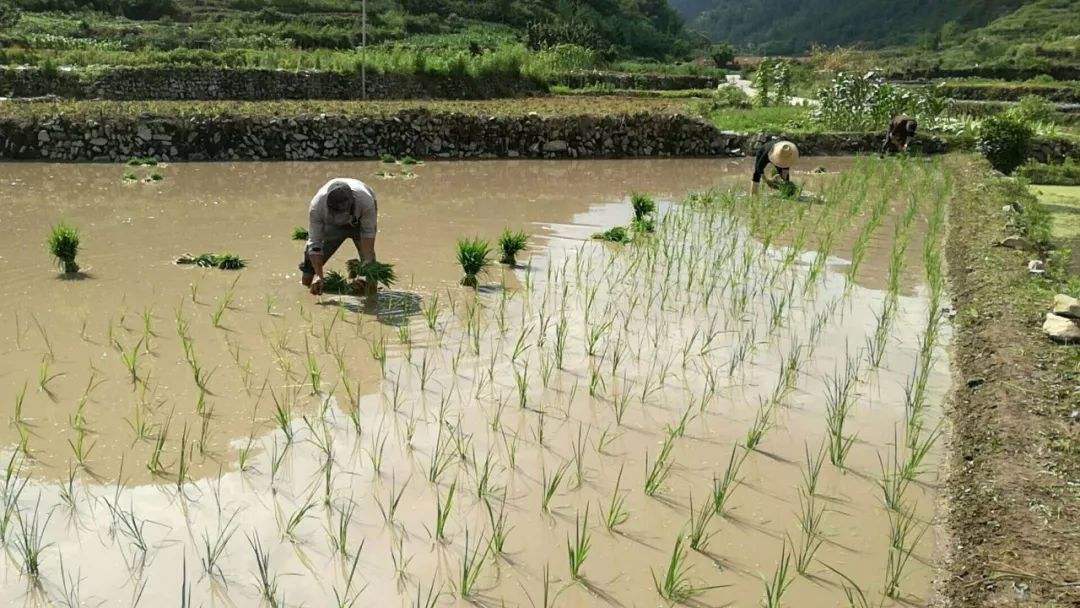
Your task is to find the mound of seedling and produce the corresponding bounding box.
[457,237,492,287]
[291,227,309,241]
[47,221,81,274]
[321,270,354,295]
[592,225,631,243]
[347,258,397,289]
[498,229,528,266]
[175,252,245,270]
[777,181,800,199]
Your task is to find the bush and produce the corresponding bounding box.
[1006,94,1057,124]
[976,114,1033,175]
[1017,159,1080,186]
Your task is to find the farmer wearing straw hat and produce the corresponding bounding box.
[300,178,378,296]
[751,139,799,195]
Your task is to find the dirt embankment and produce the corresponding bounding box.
[942,158,1080,606]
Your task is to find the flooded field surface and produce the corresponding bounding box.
[0,157,950,607]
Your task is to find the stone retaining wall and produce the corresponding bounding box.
[0,109,958,162]
[0,66,544,101]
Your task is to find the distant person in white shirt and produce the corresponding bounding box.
[299,178,378,295]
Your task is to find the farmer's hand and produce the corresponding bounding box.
[309,275,324,295]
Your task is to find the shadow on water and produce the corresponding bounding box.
[317,290,423,324]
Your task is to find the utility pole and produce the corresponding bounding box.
[361,0,367,100]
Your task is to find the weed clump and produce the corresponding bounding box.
[498,229,528,265]
[347,259,397,289]
[126,157,158,167]
[456,237,492,287]
[593,226,631,243]
[379,153,396,163]
[47,221,81,274]
[176,252,246,270]
[291,227,309,241]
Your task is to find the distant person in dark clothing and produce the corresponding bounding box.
[751,139,799,195]
[881,115,918,155]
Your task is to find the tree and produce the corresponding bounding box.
[708,42,735,68]
[0,0,21,29]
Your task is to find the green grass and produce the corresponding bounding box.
[701,105,817,133]
[0,97,697,121]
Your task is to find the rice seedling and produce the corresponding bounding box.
[884,507,926,599]
[13,497,52,579]
[280,494,318,542]
[433,478,457,542]
[248,532,282,608]
[762,540,794,608]
[200,510,239,578]
[566,505,591,581]
[498,229,529,266]
[792,490,826,576]
[686,493,716,552]
[457,237,492,288]
[743,400,773,451]
[47,221,81,274]
[458,528,490,597]
[592,226,631,243]
[541,460,569,513]
[328,502,359,560]
[292,226,309,240]
[146,420,170,476]
[485,497,513,555]
[644,435,675,497]
[37,354,63,393]
[877,441,911,512]
[801,442,826,497]
[712,444,745,516]
[347,259,397,290]
[391,536,413,583]
[652,534,717,602]
[824,373,858,469]
[414,577,442,608]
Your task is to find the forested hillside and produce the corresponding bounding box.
[674,0,1031,54]
[0,0,693,60]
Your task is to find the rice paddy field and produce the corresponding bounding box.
[0,156,952,607]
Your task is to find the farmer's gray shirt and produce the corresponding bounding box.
[307,178,378,253]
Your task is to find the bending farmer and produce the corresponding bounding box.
[881,115,918,155]
[300,178,378,295]
[751,139,799,195]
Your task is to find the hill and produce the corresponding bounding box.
[0,0,693,61]
[675,0,1031,54]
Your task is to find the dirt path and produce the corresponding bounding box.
[941,158,1080,606]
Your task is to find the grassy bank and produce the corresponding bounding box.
[942,156,1079,606]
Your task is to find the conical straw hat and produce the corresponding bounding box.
[768,140,799,168]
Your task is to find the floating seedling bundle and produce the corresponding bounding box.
[175,252,246,269]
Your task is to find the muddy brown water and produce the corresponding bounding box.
[0,157,947,607]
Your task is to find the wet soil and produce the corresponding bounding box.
[0,157,949,607]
